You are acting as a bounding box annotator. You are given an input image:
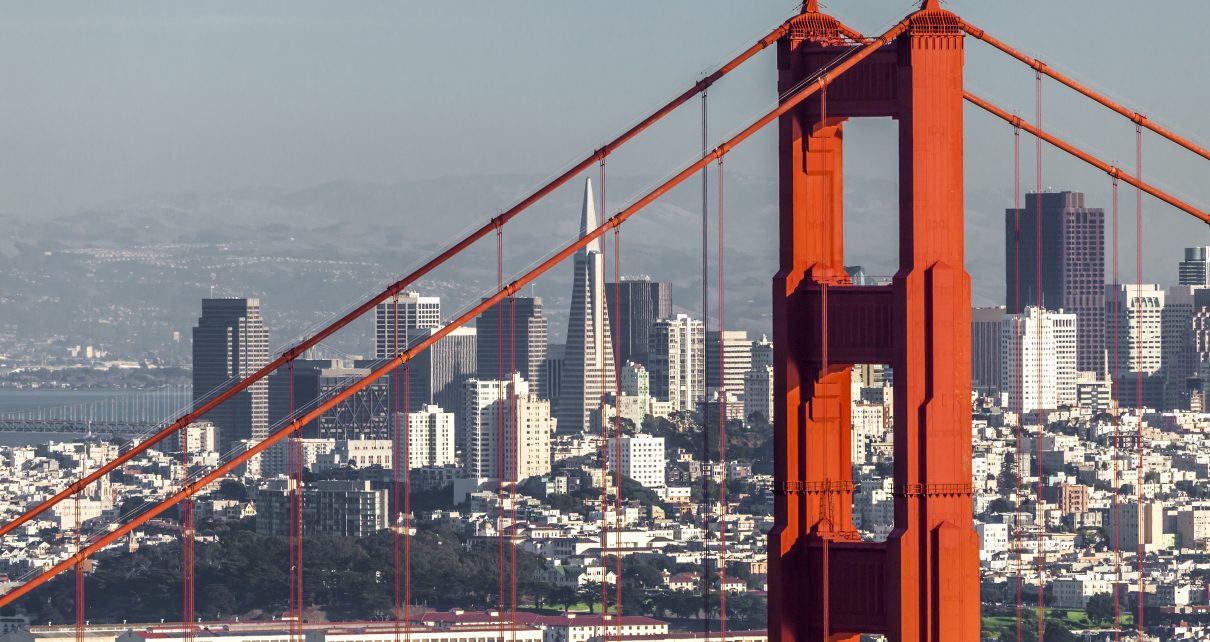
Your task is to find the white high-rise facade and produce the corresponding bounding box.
[1107,284,1165,373]
[606,433,666,489]
[462,374,556,482]
[556,178,616,433]
[649,314,705,412]
[1107,283,1166,408]
[375,292,441,357]
[1001,306,1077,414]
[706,330,752,396]
[398,405,456,469]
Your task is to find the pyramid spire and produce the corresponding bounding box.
[580,177,601,255]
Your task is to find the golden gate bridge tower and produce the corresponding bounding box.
[768,1,978,640]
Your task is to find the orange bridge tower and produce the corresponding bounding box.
[767,1,980,640]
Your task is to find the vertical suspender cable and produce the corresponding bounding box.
[393,293,402,642]
[715,156,728,642]
[74,478,83,642]
[1111,177,1121,641]
[1033,70,1046,640]
[597,160,611,631]
[603,160,623,635]
[1012,123,1024,642]
[290,360,302,640]
[403,360,412,642]
[509,279,518,642]
[818,79,830,642]
[183,414,194,642]
[612,224,624,634]
[699,88,712,639]
[496,226,506,642]
[1134,123,1145,636]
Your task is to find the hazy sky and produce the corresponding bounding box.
[2,1,1208,262]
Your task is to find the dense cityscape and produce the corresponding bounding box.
[2,183,1210,642]
[2,1,1210,641]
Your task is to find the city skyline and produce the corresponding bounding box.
[3,3,1210,640]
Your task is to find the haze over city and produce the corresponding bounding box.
[2,2,1210,641]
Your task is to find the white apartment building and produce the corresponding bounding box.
[400,404,456,469]
[706,329,752,396]
[1107,501,1167,552]
[648,314,705,412]
[177,420,219,455]
[1052,575,1112,609]
[311,439,393,470]
[606,433,666,489]
[619,361,652,425]
[1001,306,1077,413]
[462,374,556,482]
[975,522,1009,557]
[851,402,885,465]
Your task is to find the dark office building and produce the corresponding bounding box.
[971,306,1005,392]
[1005,191,1105,373]
[1179,246,1210,287]
[267,359,390,440]
[475,297,549,398]
[605,277,673,367]
[192,298,270,452]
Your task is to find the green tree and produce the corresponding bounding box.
[1085,592,1115,624]
[217,480,248,501]
[578,582,603,613]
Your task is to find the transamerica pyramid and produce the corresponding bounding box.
[555,177,616,434]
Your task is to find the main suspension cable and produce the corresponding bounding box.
[0,17,799,543]
[0,19,914,608]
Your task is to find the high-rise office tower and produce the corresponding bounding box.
[400,326,477,415]
[706,330,753,396]
[1004,191,1105,373]
[649,314,705,412]
[1107,283,1165,408]
[476,297,549,399]
[375,292,441,357]
[193,298,270,452]
[971,306,1006,392]
[1162,286,1198,409]
[556,178,616,433]
[1000,306,1077,414]
[750,335,773,370]
[461,374,555,482]
[544,343,564,403]
[267,359,390,440]
[744,365,774,424]
[606,276,672,367]
[1179,247,1210,286]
